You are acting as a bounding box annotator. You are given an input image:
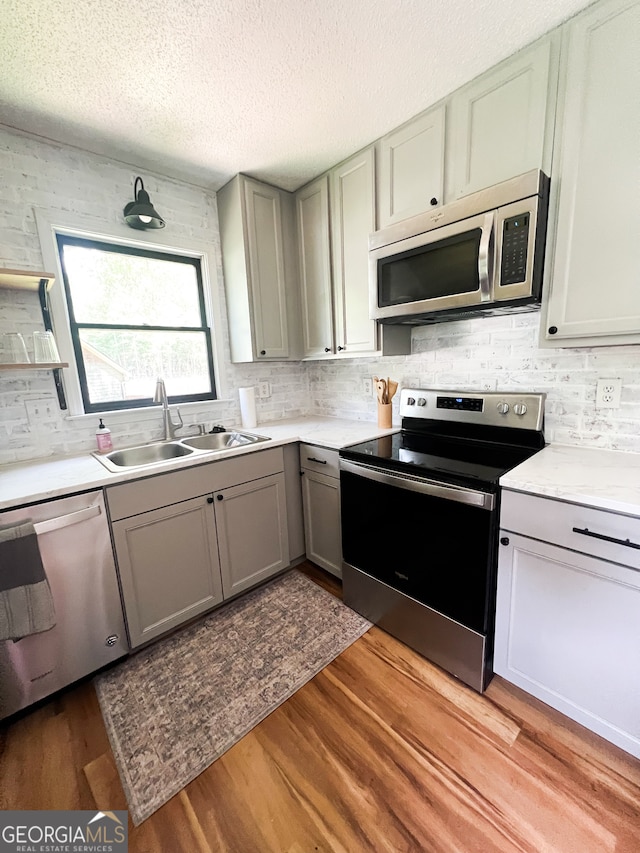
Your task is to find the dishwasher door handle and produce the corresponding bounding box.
[34,504,102,535]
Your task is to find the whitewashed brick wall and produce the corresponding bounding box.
[307,312,640,453]
[0,127,309,465]
[1,126,639,466]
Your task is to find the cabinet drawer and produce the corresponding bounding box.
[500,490,640,571]
[299,443,340,478]
[106,447,284,521]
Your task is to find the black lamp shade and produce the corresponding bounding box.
[124,178,165,229]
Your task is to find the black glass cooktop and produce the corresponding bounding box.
[339,428,543,489]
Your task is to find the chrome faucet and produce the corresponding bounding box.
[153,378,183,441]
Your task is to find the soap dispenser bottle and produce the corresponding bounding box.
[96,419,113,453]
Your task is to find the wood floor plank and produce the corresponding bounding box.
[1,562,638,853]
[84,751,128,811]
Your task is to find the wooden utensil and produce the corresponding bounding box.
[374,378,387,404]
[387,379,398,400]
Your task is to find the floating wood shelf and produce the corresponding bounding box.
[0,362,68,371]
[0,268,56,291]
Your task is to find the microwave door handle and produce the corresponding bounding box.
[478,212,494,302]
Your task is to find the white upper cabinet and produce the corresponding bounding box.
[296,175,334,358]
[542,0,640,346]
[377,105,445,227]
[330,147,377,355]
[218,174,299,362]
[445,38,556,202]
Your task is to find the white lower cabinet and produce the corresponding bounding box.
[495,490,640,758]
[107,448,289,648]
[300,443,342,578]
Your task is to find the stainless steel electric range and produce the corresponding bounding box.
[339,387,546,692]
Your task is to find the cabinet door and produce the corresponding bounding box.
[446,38,553,201]
[243,177,290,359]
[494,532,640,758]
[378,105,445,227]
[296,175,334,357]
[543,0,640,345]
[301,468,342,578]
[215,473,290,598]
[112,496,222,648]
[331,147,378,355]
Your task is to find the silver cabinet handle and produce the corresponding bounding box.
[478,212,494,303]
[34,504,101,535]
[572,526,640,550]
[340,459,495,510]
[307,457,327,464]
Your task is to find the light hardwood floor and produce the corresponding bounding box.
[1,562,639,852]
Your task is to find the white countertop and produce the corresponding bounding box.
[500,443,640,517]
[0,416,398,511]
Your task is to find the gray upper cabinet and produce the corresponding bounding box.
[296,175,334,358]
[330,147,378,355]
[296,150,411,360]
[218,174,299,362]
[542,0,640,346]
[377,105,445,227]
[445,37,557,202]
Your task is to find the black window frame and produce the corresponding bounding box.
[56,234,217,414]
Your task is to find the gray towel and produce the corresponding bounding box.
[0,520,56,641]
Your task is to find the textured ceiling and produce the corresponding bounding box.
[0,0,595,192]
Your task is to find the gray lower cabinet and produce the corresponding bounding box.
[107,447,289,648]
[215,472,290,598]
[111,495,222,648]
[299,443,342,578]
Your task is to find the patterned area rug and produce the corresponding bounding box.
[94,570,371,825]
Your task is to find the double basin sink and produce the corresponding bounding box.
[93,430,270,473]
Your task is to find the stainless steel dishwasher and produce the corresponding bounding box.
[0,490,128,720]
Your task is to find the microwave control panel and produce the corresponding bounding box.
[500,213,530,285]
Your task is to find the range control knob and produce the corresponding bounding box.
[513,402,528,416]
[406,397,416,405]
[496,402,510,415]
[417,397,427,407]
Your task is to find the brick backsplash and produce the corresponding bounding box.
[306,312,640,453]
[1,125,639,467]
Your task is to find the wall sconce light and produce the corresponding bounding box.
[123,177,165,230]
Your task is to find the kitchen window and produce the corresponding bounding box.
[54,234,217,414]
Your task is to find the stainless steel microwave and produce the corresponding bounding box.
[369,170,550,325]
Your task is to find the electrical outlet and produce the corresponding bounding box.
[595,378,622,409]
[258,381,271,399]
[25,399,57,423]
[363,377,373,396]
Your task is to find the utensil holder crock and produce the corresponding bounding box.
[377,403,392,429]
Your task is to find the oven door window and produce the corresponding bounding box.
[341,470,495,634]
[378,228,482,307]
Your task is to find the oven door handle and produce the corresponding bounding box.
[340,459,495,510]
